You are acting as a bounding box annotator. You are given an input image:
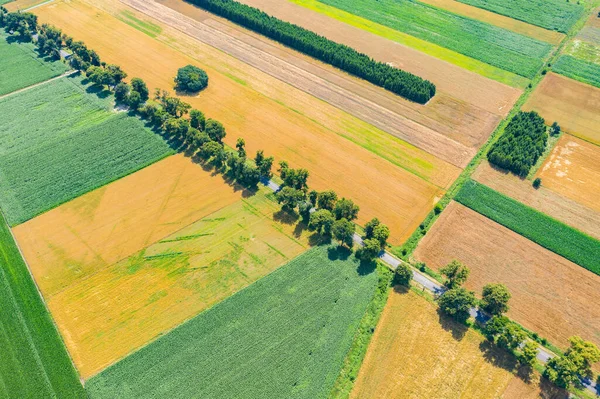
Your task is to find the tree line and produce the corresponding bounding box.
[487,111,548,177]
[185,0,436,104]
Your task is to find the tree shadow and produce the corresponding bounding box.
[84,83,111,99]
[174,87,205,97]
[487,161,527,181]
[292,220,309,239]
[392,284,410,294]
[537,375,569,399]
[272,208,299,225]
[436,308,468,341]
[478,340,518,372]
[356,258,377,276]
[308,232,328,247]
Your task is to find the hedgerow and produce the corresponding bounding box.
[487,111,547,177]
[185,0,436,103]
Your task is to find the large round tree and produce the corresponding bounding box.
[175,65,208,92]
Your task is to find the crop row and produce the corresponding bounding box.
[553,55,600,89]
[455,180,600,276]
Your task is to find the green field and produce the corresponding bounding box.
[455,180,600,276]
[563,39,600,63]
[553,55,600,88]
[457,0,584,33]
[0,75,174,225]
[86,245,378,398]
[0,33,69,95]
[0,211,85,398]
[317,0,552,78]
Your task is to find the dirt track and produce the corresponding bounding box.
[415,201,600,350]
[124,0,488,167]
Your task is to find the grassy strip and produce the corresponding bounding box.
[329,262,393,399]
[318,0,552,78]
[457,0,584,33]
[455,180,600,275]
[0,211,85,397]
[553,54,600,88]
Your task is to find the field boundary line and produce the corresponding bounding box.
[0,69,76,100]
[24,0,56,11]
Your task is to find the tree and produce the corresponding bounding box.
[520,341,538,367]
[308,190,318,207]
[481,283,511,316]
[236,138,246,158]
[545,355,579,388]
[162,96,191,117]
[565,336,600,378]
[114,82,130,103]
[533,177,541,189]
[356,238,381,262]
[127,91,143,110]
[308,209,335,236]
[189,109,205,131]
[258,155,273,178]
[199,141,224,162]
[550,121,561,136]
[364,218,380,239]
[372,224,390,248]
[439,260,469,289]
[281,167,309,191]
[484,315,509,338]
[205,119,226,143]
[496,323,526,351]
[106,64,127,86]
[130,78,149,102]
[175,64,209,92]
[333,198,359,221]
[332,218,355,248]
[393,263,412,286]
[437,287,476,323]
[276,187,305,212]
[317,190,337,210]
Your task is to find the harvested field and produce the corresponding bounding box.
[236,0,523,109]
[0,32,68,95]
[472,161,600,240]
[85,245,377,397]
[418,0,563,44]
[351,289,532,399]
[42,187,312,378]
[13,154,244,297]
[536,134,600,214]
[414,201,600,349]
[33,0,459,244]
[4,0,46,10]
[523,73,600,146]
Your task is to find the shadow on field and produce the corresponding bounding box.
[392,284,410,295]
[479,340,518,371]
[436,309,468,341]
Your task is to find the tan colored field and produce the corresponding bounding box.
[414,202,600,349]
[418,0,563,44]
[4,0,47,11]
[523,73,600,146]
[472,161,600,239]
[33,0,458,244]
[13,154,244,297]
[535,134,600,214]
[44,187,311,378]
[351,290,560,399]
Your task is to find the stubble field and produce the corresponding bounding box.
[414,202,600,349]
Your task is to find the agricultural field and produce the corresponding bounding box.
[85,245,378,397]
[310,0,552,78]
[0,75,173,225]
[351,289,562,398]
[523,73,600,146]
[0,31,68,95]
[31,0,466,244]
[0,212,85,398]
[536,134,600,214]
[553,55,600,88]
[456,0,584,33]
[455,180,600,275]
[414,201,600,350]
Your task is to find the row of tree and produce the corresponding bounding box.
[187,0,436,103]
[487,111,548,177]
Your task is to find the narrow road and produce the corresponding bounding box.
[265,179,598,394]
[0,70,76,100]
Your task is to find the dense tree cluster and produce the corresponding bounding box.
[0,10,37,40]
[544,336,600,388]
[187,0,436,103]
[175,64,209,92]
[487,111,548,177]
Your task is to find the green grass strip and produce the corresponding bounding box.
[0,211,85,397]
[553,54,600,88]
[455,180,600,276]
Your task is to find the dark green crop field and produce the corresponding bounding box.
[553,55,600,89]
[0,211,85,398]
[456,180,600,276]
[0,32,69,96]
[457,0,584,33]
[86,245,378,398]
[317,0,552,78]
[0,75,174,225]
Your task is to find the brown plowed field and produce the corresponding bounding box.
[419,0,563,44]
[523,73,600,146]
[236,0,521,116]
[472,161,600,239]
[414,202,600,349]
[535,134,600,214]
[128,0,480,167]
[34,0,459,244]
[350,290,556,399]
[13,154,244,297]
